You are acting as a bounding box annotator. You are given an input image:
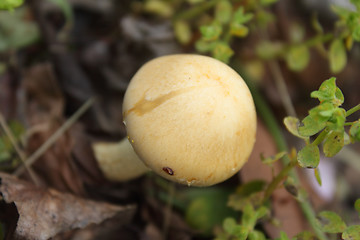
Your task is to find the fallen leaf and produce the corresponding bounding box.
[0,172,136,240]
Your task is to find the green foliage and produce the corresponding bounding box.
[0,0,23,10]
[342,225,360,240]
[0,120,24,170]
[0,8,40,52]
[297,145,320,168]
[284,77,360,178]
[329,39,347,73]
[174,20,192,44]
[316,211,347,233]
[184,187,238,235]
[215,0,232,24]
[323,130,344,157]
[350,120,360,142]
[355,199,360,216]
[285,45,310,72]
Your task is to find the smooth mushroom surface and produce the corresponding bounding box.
[123,54,256,186]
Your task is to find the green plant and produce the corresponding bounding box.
[0,0,23,11]
[0,120,25,171]
[213,78,360,239]
[139,0,360,238]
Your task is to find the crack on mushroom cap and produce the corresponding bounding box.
[123,86,199,118]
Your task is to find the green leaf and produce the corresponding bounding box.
[289,23,305,43]
[293,231,317,240]
[352,25,360,42]
[329,39,347,73]
[223,217,237,234]
[235,180,266,197]
[314,168,322,186]
[0,9,40,52]
[200,22,222,41]
[212,42,234,63]
[230,23,249,38]
[312,14,324,34]
[255,206,269,220]
[248,230,266,240]
[276,231,290,240]
[228,191,263,212]
[350,120,360,142]
[350,0,360,10]
[261,151,287,165]
[316,211,347,233]
[143,0,173,17]
[215,0,232,24]
[0,151,11,162]
[311,77,336,102]
[354,199,360,216]
[323,130,344,157]
[241,203,256,227]
[0,0,23,10]
[297,145,320,168]
[342,225,360,240]
[299,103,334,136]
[260,0,279,6]
[195,39,217,53]
[256,41,284,59]
[223,218,248,239]
[284,116,309,140]
[185,189,238,235]
[285,45,310,72]
[310,77,344,106]
[174,20,192,44]
[233,7,253,25]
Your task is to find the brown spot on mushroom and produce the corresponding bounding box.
[162,167,174,175]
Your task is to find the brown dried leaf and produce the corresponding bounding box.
[0,172,136,240]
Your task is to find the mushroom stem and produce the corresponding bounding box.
[93,138,149,181]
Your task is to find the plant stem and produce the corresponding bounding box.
[312,128,330,146]
[268,60,297,117]
[14,97,95,176]
[0,114,40,185]
[262,160,296,203]
[232,61,328,240]
[346,103,360,117]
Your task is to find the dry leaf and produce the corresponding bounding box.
[0,172,136,240]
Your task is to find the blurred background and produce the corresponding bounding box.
[0,0,360,239]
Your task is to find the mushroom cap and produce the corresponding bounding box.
[123,54,256,186]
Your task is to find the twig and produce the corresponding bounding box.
[0,113,41,185]
[268,60,297,117]
[14,97,95,176]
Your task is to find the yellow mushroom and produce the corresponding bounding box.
[94,54,257,187]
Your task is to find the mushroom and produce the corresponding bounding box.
[93,54,257,186]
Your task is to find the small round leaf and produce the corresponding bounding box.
[323,130,344,157]
[285,45,310,72]
[342,225,360,240]
[329,39,347,74]
[297,145,320,168]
